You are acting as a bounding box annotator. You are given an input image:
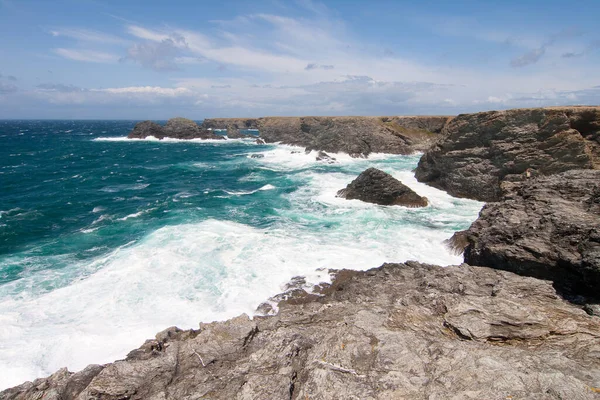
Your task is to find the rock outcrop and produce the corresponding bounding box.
[458,169,600,300]
[202,116,451,157]
[127,118,224,140]
[415,107,600,201]
[4,262,600,400]
[337,168,428,207]
[127,120,166,139]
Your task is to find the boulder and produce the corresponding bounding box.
[462,169,600,299]
[415,107,599,201]
[4,262,600,399]
[337,167,428,207]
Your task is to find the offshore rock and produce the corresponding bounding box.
[3,262,600,399]
[415,107,599,201]
[128,118,224,140]
[463,169,600,299]
[337,167,428,207]
[127,120,165,139]
[202,116,451,157]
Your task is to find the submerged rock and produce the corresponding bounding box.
[337,167,428,207]
[315,150,336,163]
[463,169,600,299]
[415,107,600,202]
[4,262,600,399]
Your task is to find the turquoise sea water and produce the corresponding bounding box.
[0,120,482,388]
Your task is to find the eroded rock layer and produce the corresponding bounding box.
[3,262,600,399]
[415,107,600,201]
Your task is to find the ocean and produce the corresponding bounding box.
[0,120,482,389]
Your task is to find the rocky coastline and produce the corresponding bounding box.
[4,106,600,399]
[128,116,451,157]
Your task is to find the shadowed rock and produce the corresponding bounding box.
[415,107,599,201]
[463,169,600,300]
[3,262,600,399]
[337,167,428,207]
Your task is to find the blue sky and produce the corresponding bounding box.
[1,0,599,119]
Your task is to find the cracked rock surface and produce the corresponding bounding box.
[3,262,600,400]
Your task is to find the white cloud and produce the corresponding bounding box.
[49,28,129,45]
[53,48,119,63]
[95,86,192,96]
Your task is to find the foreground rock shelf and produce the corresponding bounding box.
[4,262,600,399]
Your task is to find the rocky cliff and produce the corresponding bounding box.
[3,262,600,400]
[201,116,451,157]
[456,169,600,300]
[415,107,600,202]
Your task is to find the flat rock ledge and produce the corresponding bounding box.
[337,167,428,207]
[3,262,600,399]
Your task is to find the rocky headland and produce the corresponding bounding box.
[4,106,600,399]
[202,116,451,157]
[415,107,600,202]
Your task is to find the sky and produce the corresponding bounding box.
[0,0,599,119]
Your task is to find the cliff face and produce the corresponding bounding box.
[201,116,451,157]
[4,262,600,400]
[459,169,600,299]
[415,107,599,202]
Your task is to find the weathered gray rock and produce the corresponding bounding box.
[461,169,600,299]
[337,168,428,207]
[127,118,224,140]
[202,116,451,157]
[127,120,165,139]
[4,262,600,399]
[415,107,599,201]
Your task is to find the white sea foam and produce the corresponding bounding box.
[100,183,149,193]
[117,211,144,221]
[224,184,276,196]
